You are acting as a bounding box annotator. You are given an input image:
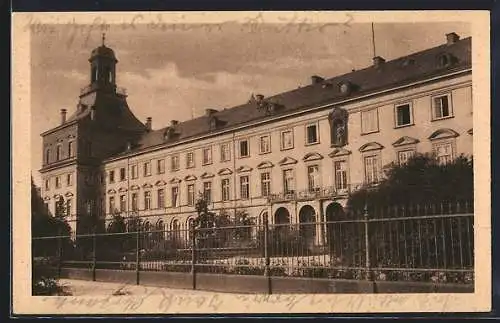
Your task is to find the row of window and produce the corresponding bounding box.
[105,140,456,213]
[45,173,73,190]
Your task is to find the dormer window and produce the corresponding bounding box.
[164,127,176,140]
[437,53,457,68]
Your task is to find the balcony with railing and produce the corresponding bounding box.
[267,183,366,204]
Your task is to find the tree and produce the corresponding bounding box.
[346,153,474,215]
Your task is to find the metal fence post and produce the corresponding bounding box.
[92,229,96,281]
[263,214,272,294]
[57,228,63,279]
[364,203,375,292]
[136,225,140,285]
[191,223,197,290]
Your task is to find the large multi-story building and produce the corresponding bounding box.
[39,32,473,244]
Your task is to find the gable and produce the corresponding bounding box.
[278,156,298,166]
[359,142,384,152]
[428,128,460,141]
[218,168,233,176]
[392,136,420,147]
[257,161,274,169]
[236,165,253,173]
[184,175,197,181]
[200,172,215,179]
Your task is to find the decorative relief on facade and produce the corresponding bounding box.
[328,148,351,158]
[218,168,233,176]
[257,161,274,169]
[154,180,167,187]
[359,142,384,152]
[236,165,253,173]
[392,136,420,147]
[428,128,460,141]
[303,152,323,162]
[200,172,215,179]
[328,107,348,147]
[184,175,197,181]
[278,156,298,166]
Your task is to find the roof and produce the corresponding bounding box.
[110,37,472,160]
[90,45,117,61]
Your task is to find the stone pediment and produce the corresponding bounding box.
[169,177,182,184]
[328,148,352,158]
[118,187,128,192]
[200,172,215,179]
[236,165,253,173]
[303,152,324,162]
[359,142,384,152]
[392,136,420,147]
[130,185,140,191]
[184,175,197,181]
[428,128,459,141]
[278,156,298,166]
[52,194,62,199]
[142,183,153,188]
[64,192,74,197]
[467,128,473,135]
[257,161,274,169]
[107,189,116,194]
[155,180,167,187]
[218,168,233,176]
[43,196,51,201]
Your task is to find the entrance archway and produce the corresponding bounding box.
[299,205,316,247]
[325,202,345,259]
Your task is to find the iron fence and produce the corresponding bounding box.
[32,200,474,288]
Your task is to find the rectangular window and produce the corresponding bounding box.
[307,165,320,191]
[119,195,126,212]
[131,165,138,179]
[187,184,195,206]
[361,109,379,134]
[66,173,73,186]
[395,103,412,127]
[305,123,319,145]
[433,94,452,119]
[171,186,179,207]
[56,145,62,161]
[220,143,231,162]
[364,155,381,185]
[157,189,165,208]
[66,198,72,217]
[260,172,271,197]
[45,149,50,164]
[144,161,152,176]
[203,182,212,203]
[398,150,415,165]
[157,159,165,174]
[434,142,454,165]
[55,176,61,189]
[170,155,179,171]
[281,130,294,150]
[45,179,50,190]
[186,152,195,168]
[109,196,115,214]
[144,191,151,210]
[334,160,348,191]
[131,193,138,211]
[259,135,271,154]
[109,170,115,183]
[68,141,74,158]
[202,147,212,165]
[240,175,250,199]
[221,178,230,201]
[120,167,126,181]
[283,169,295,194]
[239,140,249,158]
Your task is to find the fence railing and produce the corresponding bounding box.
[32,201,474,290]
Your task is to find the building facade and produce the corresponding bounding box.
[39,32,473,244]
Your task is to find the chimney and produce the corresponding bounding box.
[170,120,179,127]
[373,56,386,68]
[60,109,67,124]
[311,75,324,85]
[205,108,218,117]
[145,117,152,130]
[446,32,460,45]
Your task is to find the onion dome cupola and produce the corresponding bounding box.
[88,33,118,91]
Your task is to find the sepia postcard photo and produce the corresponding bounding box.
[11,11,491,314]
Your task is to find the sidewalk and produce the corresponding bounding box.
[58,278,226,297]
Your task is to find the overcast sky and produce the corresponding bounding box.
[30,21,470,186]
